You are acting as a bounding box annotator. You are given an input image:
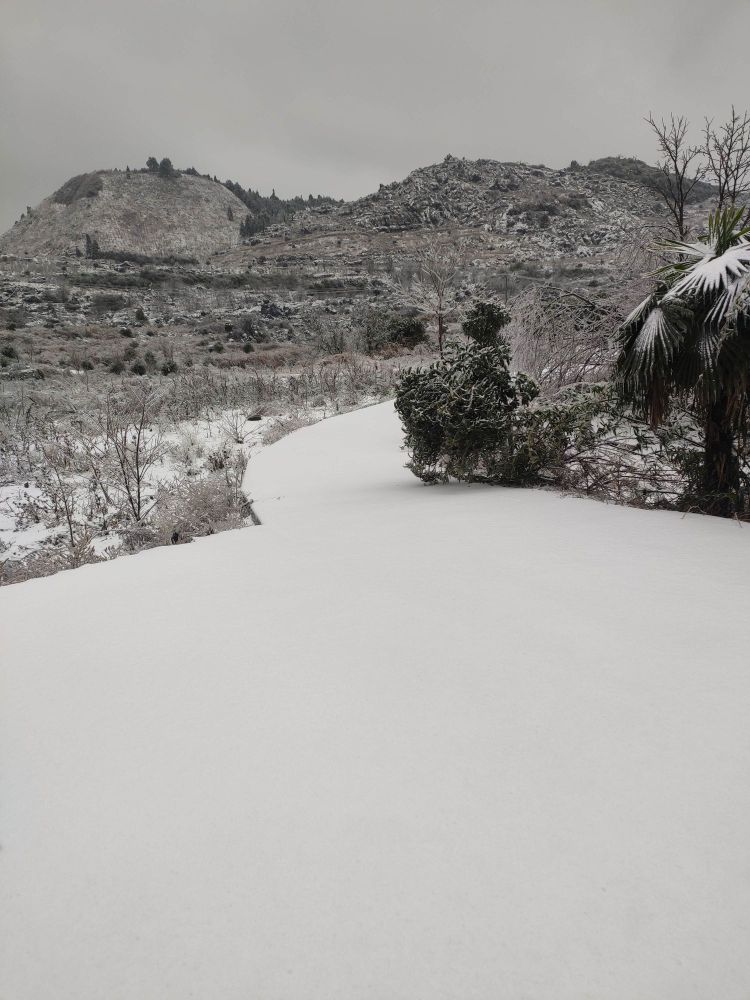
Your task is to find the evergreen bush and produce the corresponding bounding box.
[395,341,551,483]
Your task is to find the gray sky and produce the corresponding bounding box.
[1,0,749,232]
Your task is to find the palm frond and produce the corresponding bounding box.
[725,269,750,326]
[616,206,750,428]
[664,241,750,302]
[653,208,750,312]
[627,306,683,372]
[707,205,750,253]
[620,290,660,333]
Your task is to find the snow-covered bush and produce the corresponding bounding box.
[352,306,428,354]
[395,341,551,483]
[506,286,618,390]
[396,342,705,506]
[462,301,510,347]
[151,474,244,544]
[262,413,314,447]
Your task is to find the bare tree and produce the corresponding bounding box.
[40,439,84,551]
[702,106,750,215]
[391,238,466,356]
[218,409,252,444]
[37,438,100,567]
[646,113,706,238]
[87,386,166,523]
[506,286,634,391]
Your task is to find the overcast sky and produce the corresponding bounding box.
[1,0,749,232]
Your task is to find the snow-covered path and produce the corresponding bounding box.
[2,402,749,999]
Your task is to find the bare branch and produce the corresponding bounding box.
[702,106,750,217]
[646,112,706,238]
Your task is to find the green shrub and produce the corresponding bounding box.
[389,315,428,349]
[462,302,510,347]
[395,341,549,483]
[355,307,428,354]
[397,349,701,505]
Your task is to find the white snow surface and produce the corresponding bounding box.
[1,401,750,999]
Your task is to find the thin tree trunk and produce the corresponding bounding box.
[702,393,739,516]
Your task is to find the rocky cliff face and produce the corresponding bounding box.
[265,154,683,253]
[0,170,248,260]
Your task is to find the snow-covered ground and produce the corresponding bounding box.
[1,401,749,999]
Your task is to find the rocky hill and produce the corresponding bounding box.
[212,153,706,295]
[582,155,716,203]
[252,154,682,255]
[0,153,716,340]
[0,169,249,261]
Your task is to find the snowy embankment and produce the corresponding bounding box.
[1,401,749,999]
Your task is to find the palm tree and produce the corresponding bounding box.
[616,207,750,516]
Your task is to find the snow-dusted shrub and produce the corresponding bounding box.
[397,344,704,505]
[353,306,428,354]
[205,445,231,471]
[506,286,618,390]
[0,538,104,585]
[462,301,510,347]
[171,429,205,472]
[152,474,244,544]
[395,341,549,483]
[538,383,696,506]
[218,409,251,443]
[306,314,349,355]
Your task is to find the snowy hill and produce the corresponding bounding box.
[339,154,664,242]
[0,169,248,260]
[1,402,750,999]
[240,153,675,256]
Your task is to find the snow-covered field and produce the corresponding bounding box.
[1,401,749,999]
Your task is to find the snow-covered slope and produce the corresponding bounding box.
[1,402,749,1000]
[0,170,246,259]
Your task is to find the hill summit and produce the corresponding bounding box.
[0,168,248,261]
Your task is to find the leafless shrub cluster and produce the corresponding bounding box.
[151,460,248,545]
[80,385,166,522]
[0,351,401,584]
[506,287,621,390]
[158,353,396,424]
[552,394,695,508]
[0,540,104,586]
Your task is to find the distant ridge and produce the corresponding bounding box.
[0,153,715,264]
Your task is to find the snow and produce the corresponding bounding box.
[0,483,56,559]
[1,401,750,999]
